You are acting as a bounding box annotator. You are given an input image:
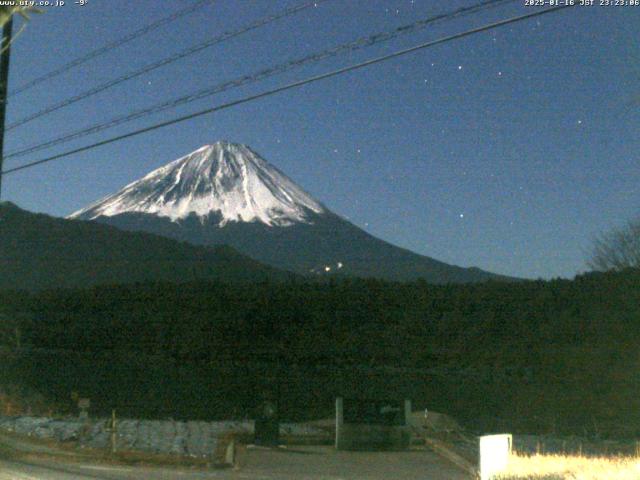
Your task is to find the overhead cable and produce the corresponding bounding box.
[6,0,328,130]
[1,5,574,178]
[10,0,216,97]
[6,0,516,159]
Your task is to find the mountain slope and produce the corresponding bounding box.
[71,141,512,283]
[0,202,292,291]
[92,210,505,283]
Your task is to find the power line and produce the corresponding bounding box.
[0,5,574,178]
[5,0,327,131]
[9,0,215,98]
[5,0,516,161]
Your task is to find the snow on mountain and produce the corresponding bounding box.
[69,141,325,227]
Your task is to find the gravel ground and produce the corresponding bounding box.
[0,428,471,480]
[0,445,471,480]
[236,445,470,480]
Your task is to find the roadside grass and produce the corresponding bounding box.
[497,452,640,479]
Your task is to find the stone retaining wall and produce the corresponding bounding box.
[0,416,328,457]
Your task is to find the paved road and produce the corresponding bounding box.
[0,445,469,479]
[236,445,470,479]
[0,457,224,480]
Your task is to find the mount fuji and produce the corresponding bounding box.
[70,141,508,283]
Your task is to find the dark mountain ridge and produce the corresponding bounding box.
[0,201,293,291]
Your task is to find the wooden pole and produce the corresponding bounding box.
[110,409,117,454]
[335,397,343,450]
[0,14,13,199]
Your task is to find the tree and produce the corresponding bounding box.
[588,217,640,271]
[0,5,40,53]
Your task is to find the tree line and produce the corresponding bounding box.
[0,268,639,436]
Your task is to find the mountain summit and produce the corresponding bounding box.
[70,141,324,227]
[71,142,512,283]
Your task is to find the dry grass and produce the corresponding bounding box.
[497,452,640,479]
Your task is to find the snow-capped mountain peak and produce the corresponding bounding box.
[69,141,325,226]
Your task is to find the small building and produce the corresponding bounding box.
[335,397,412,450]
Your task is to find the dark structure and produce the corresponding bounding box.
[254,399,280,447]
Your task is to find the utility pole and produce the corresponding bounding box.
[0,13,13,199]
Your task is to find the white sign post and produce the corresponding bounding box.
[479,434,512,480]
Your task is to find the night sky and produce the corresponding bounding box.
[2,0,638,279]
